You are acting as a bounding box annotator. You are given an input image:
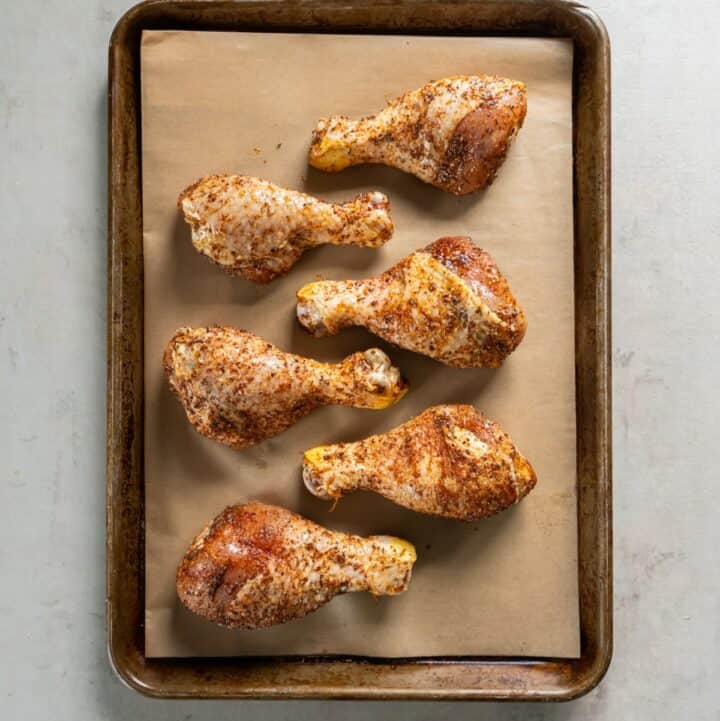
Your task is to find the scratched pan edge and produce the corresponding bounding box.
[106,0,611,701]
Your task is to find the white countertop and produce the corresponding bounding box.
[2,1,718,718]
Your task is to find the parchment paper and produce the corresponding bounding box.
[141,31,579,658]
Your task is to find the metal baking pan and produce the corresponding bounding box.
[107,0,611,700]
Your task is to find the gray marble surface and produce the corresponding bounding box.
[2,1,718,718]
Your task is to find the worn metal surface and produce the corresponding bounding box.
[107,0,610,700]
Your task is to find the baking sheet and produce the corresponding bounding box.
[141,30,579,658]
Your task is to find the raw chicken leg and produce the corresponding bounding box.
[178,175,393,282]
[164,326,408,449]
[296,236,526,368]
[176,502,417,629]
[309,75,527,195]
[303,405,537,521]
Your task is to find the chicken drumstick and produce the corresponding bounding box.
[164,327,408,450]
[297,236,526,368]
[176,502,417,629]
[178,175,393,282]
[309,75,527,195]
[304,405,537,521]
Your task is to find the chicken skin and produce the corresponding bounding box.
[176,502,417,629]
[178,175,393,282]
[309,75,527,195]
[297,236,526,368]
[164,327,408,450]
[303,405,536,521]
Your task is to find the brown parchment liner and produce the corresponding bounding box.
[141,30,578,658]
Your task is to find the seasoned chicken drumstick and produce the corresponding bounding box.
[309,75,527,195]
[297,236,526,368]
[177,502,417,629]
[178,175,393,282]
[304,405,537,521]
[164,327,408,449]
